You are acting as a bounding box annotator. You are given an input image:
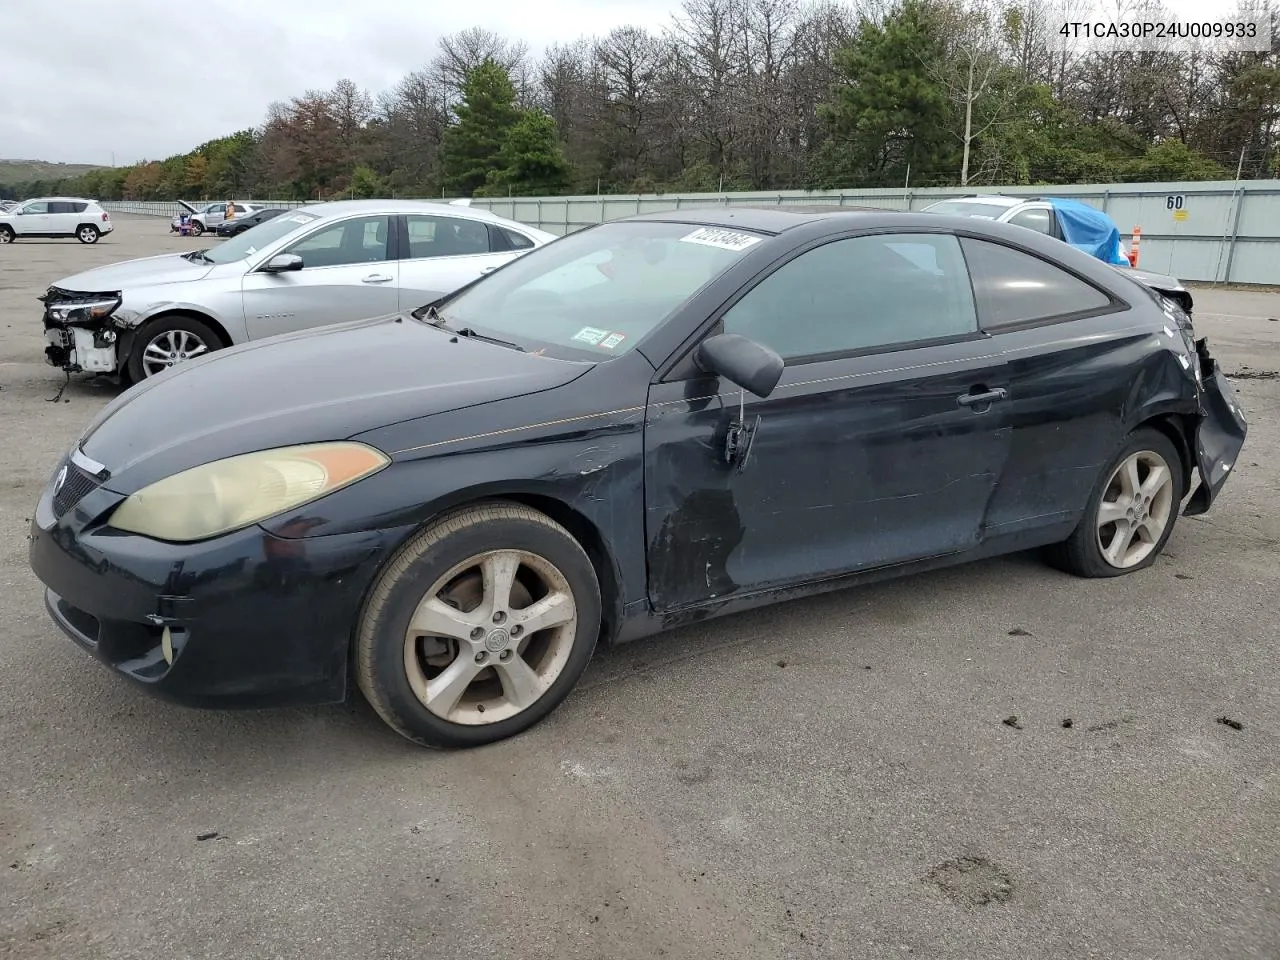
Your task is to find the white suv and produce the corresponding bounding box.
[0,197,113,244]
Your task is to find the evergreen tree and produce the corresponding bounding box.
[441,59,520,196]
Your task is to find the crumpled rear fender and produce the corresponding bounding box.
[1185,338,1248,516]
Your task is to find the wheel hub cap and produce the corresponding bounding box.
[484,627,510,653]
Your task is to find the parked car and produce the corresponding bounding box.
[39,199,556,382]
[169,200,263,236]
[0,199,19,213]
[215,207,290,238]
[0,197,113,244]
[921,194,1194,314]
[28,206,1247,749]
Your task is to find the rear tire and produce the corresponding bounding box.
[1045,427,1184,578]
[126,314,224,381]
[356,502,601,749]
[76,224,100,244]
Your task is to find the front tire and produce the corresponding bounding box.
[76,224,100,244]
[1047,427,1185,578]
[126,314,223,381]
[0,225,15,243]
[356,502,602,748]
[190,220,204,237]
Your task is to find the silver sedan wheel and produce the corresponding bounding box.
[141,329,210,376]
[403,549,578,725]
[1096,449,1175,569]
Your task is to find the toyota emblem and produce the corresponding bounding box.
[53,465,67,494]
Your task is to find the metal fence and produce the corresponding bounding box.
[104,179,1280,285]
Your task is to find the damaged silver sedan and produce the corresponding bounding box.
[39,198,554,383]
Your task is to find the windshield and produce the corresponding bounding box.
[923,200,1014,219]
[202,210,319,264]
[427,220,765,359]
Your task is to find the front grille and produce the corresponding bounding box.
[52,462,102,519]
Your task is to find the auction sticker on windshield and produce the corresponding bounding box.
[679,227,762,252]
[571,326,611,345]
[288,214,317,224]
[599,332,626,349]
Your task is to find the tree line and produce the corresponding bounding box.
[4,0,1278,203]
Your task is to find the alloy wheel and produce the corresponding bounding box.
[142,329,210,376]
[402,549,578,725]
[1095,449,1175,569]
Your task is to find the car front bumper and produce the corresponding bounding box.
[28,462,409,708]
[44,324,121,374]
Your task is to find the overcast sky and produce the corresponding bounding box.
[2,0,1241,165]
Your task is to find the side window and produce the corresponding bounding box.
[286,215,390,268]
[960,237,1112,331]
[501,227,534,250]
[47,202,69,214]
[23,201,50,214]
[405,215,491,258]
[1006,208,1054,235]
[70,202,88,213]
[722,233,979,361]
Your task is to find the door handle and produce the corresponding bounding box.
[362,274,393,283]
[957,387,1008,407]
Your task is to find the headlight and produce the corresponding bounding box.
[48,297,121,324]
[108,442,390,542]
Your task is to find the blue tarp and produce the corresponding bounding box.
[1046,197,1130,266]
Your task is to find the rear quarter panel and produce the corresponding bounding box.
[983,306,1199,536]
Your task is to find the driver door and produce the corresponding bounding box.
[14,200,51,235]
[643,231,1013,612]
[241,214,399,339]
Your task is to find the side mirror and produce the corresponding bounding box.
[263,253,303,273]
[695,332,784,398]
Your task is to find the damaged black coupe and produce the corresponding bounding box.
[29,207,1247,748]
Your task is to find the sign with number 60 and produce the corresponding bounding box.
[1166,195,1185,210]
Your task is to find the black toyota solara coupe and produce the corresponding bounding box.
[29,206,1247,748]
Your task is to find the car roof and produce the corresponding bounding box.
[25,196,99,203]
[926,195,1024,208]
[621,203,1021,235]
[288,198,542,230]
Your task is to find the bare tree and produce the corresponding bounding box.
[925,0,1009,185]
[432,28,533,109]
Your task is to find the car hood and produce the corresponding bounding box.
[1113,264,1186,294]
[53,253,214,293]
[80,315,592,493]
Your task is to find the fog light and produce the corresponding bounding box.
[161,626,174,665]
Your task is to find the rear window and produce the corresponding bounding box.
[960,237,1113,330]
[501,227,534,250]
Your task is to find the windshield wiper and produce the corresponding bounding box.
[456,327,526,352]
[414,306,523,351]
[183,249,213,263]
[412,302,447,324]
